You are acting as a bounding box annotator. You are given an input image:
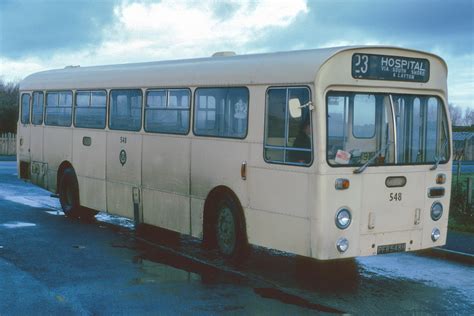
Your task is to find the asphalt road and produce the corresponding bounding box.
[1,161,473,315]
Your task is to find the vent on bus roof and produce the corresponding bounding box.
[212,51,236,57]
[64,65,80,69]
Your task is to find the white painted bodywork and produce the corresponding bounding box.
[17,46,451,260]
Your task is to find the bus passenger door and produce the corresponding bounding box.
[30,92,45,186]
[106,131,142,219]
[73,129,107,212]
[106,90,143,220]
[30,124,44,185]
[141,88,193,235]
[17,93,31,168]
[72,90,108,212]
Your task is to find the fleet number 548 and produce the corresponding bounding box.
[389,192,402,201]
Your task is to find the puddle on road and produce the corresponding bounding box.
[1,221,37,228]
[254,288,343,314]
[125,229,348,313]
[131,258,201,285]
[133,241,242,286]
[131,246,345,313]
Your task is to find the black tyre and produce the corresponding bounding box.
[215,195,248,260]
[58,168,81,218]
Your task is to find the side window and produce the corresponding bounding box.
[20,94,31,124]
[32,91,44,125]
[145,89,190,134]
[194,87,248,138]
[75,90,107,129]
[45,91,72,126]
[109,89,142,131]
[264,87,312,166]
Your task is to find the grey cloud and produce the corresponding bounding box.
[254,0,473,56]
[0,0,117,59]
[211,1,241,21]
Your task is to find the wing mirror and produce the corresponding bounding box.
[289,98,313,118]
[289,98,302,118]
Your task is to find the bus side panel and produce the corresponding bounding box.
[190,197,204,238]
[190,139,249,203]
[43,127,73,192]
[73,129,107,211]
[244,208,311,257]
[106,131,142,219]
[247,165,310,218]
[246,164,311,256]
[142,135,191,234]
[143,189,190,234]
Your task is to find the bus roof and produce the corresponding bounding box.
[19,46,446,90]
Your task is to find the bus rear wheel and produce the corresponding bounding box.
[215,196,248,261]
[59,168,81,218]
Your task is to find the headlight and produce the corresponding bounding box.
[336,238,349,253]
[335,208,352,229]
[431,228,441,242]
[431,202,443,221]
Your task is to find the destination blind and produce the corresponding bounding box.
[352,53,430,82]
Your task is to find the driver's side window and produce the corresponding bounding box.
[264,87,312,166]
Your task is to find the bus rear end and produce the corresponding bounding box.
[313,47,451,260]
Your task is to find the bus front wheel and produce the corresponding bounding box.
[59,168,81,218]
[215,195,248,261]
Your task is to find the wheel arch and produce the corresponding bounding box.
[56,160,75,193]
[202,185,248,248]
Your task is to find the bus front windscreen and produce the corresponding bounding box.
[326,92,449,167]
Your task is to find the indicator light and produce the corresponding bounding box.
[335,178,350,190]
[436,174,446,184]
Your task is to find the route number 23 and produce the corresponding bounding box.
[354,54,369,74]
[389,192,402,202]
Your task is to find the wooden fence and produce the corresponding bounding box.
[0,133,16,155]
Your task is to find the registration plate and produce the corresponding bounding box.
[377,243,406,255]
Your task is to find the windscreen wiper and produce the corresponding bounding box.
[353,141,393,174]
[430,138,448,171]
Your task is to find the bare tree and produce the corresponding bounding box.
[0,79,19,133]
[448,103,463,126]
[464,107,474,126]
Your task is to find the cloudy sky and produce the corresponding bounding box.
[0,0,473,109]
